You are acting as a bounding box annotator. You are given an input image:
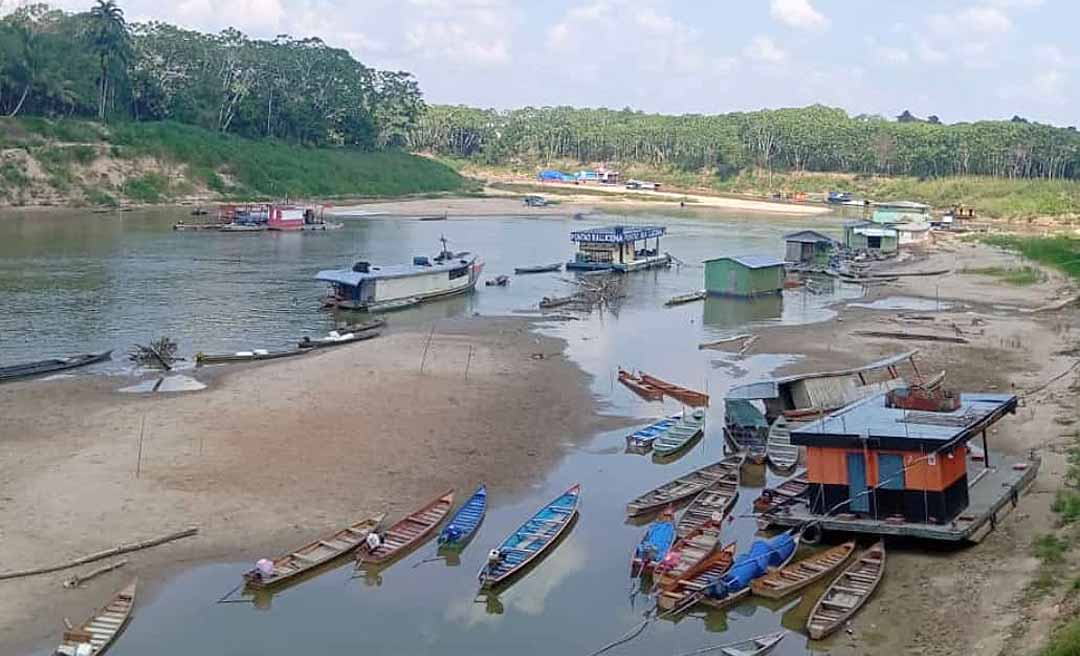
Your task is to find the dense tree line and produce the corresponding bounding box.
[0,2,423,148]
[409,105,1080,181]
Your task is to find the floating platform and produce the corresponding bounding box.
[760,452,1039,543]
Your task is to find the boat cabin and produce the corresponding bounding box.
[704,255,785,297]
[783,230,838,265]
[790,389,1018,524]
[567,225,669,272]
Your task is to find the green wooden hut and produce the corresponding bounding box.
[844,221,898,253]
[704,255,785,297]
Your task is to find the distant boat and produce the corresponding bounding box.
[625,416,679,452]
[0,350,112,383]
[626,455,744,516]
[356,490,454,566]
[638,371,709,407]
[752,540,856,600]
[675,472,740,538]
[485,275,510,287]
[630,508,677,577]
[539,295,576,309]
[418,214,447,221]
[514,263,562,274]
[335,317,387,333]
[652,409,707,458]
[766,416,800,470]
[196,348,308,365]
[478,484,580,589]
[297,330,380,350]
[54,579,136,656]
[677,632,786,656]
[438,485,487,548]
[664,290,707,307]
[807,541,886,640]
[243,514,384,588]
[618,368,664,401]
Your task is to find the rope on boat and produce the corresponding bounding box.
[410,555,446,568]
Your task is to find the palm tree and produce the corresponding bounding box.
[88,0,130,121]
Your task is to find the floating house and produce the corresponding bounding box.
[871,200,930,224]
[704,255,785,297]
[790,389,1018,524]
[566,225,670,272]
[843,220,898,254]
[783,230,838,265]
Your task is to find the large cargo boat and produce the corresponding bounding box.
[317,238,483,312]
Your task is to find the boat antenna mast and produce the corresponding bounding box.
[438,234,452,261]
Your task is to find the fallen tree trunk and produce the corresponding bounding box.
[852,330,969,344]
[0,527,197,581]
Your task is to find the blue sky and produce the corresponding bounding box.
[46,0,1077,125]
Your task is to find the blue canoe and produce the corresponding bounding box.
[478,484,581,589]
[630,508,676,577]
[625,416,678,451]
[438,485,487,547]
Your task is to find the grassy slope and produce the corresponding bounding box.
[979,235,1080,280]
[0,118,466,206]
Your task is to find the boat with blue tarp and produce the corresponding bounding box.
[478,484,580,589]
[630,508,676,577]
[702,530,799,608]
[438,485,487,549]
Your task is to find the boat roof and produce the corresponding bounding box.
[853,227,897,238]
[316,254,474,286]
[789,390,1018,450]
[703,254,786,269]
[783,230,837,244]
[726,350,919,400]
[570,225,665,243]
[874,200,930,210]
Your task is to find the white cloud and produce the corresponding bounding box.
[769,0,829,31]
[917,40,947,63]
[1033,45,1066,66]
[404,0,514,66]
[1032,70,1065,98]
[744,35,787,65]
[876,46,910,66]
[929,6,1011,37]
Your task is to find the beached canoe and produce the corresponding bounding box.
[631,508,677,577]
[664,290,706,307]
[298,330,381,350]
[807,541,886,640]
[685,632,786,656]
[515,262,562,274]
[618,368,664,401]
[751,540,856,599]
[438,485,487,548]
[639,372,709,406]
[626,454,744,516]
[336,317,387,333]
[752,472,809,514]
[0,349,112,383]
[653,520,724,591]
[244,513,385,588]
[356,490,454,566]
[196,348,309,365]
[675,471,740,538]
[54,579,136,656]
[478,484,580,589]
[652,409,707,458]
[539,295,576,309]
[656,542,737,610]
[625,416,679,452]
[766,416,801,470]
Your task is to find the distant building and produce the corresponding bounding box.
[566,225,670,272]
[704,255,785,297]
[538,169,574,183]
[783,230,838,264]
[844,220,898,254]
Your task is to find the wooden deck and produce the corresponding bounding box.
[761,452,1039,543]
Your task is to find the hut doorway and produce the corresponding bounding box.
[846,453,869,512]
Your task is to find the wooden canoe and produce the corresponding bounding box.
[656,542,736,609]
[766,416,800,470]
[688,632,786,656]
[478,484,581,588]
[639,372,709,407]
[618,368,663,401]
[438,485,487,548]
[55,579,136,655]
[653,521,723,591]
[196,348,309,365]
[298,330,381,350]
[0,349,112,383]
[515,262,562,274]
[752,472,809,514]
[752,540,856,599]
[807,541,886,640]
[244,513,385,588]
[675,471,740,538]
[625,416,679,452]
[630,507,677,577]
[664,290,706,307]
[356,490,454,565]
[336,317,387,333]
[626,454,744,516]
[539,295,575,309]
[652,409,706,458]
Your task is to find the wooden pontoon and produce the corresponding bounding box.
[656,542,736,609]
[55,580,136,655]
[639,372,710,407]
[675,473,740,538]
[356,490,454,566]
[618,368,664,401]
[244,514,385,588]
[807,541,885,640]
[626,455,744,516]
[751,540,856,599]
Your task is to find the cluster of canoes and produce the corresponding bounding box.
[625,455,886,640]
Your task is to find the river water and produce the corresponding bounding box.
[5,206,871,655]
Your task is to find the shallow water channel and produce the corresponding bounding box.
[5,206,870,655]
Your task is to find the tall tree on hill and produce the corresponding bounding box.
[87,0,130,121]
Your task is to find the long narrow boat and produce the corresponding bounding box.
[675,471,740,538]
[656,542,736,609]
[478,484,580,589]
[630,508,676,577]
[298,330,380,350]
[356,490,454,566]
[196,348,309,365]
[625,416,678,452]
[618,368,664,401]
[336,317,387,333]
[752,472,809,514]
[652,409,707,458]
[0,350,112,383]
[653,521,724,591]
[539,295,576,309]
[514,262,562,274]
[685,632,786,656]
[55,580,136,655]
[807,541,886,640]
[766,416,800,470]
[700,532,800,610]
[751,540,856,599]
[243,514,385,588]
[626,454,744,516]
[438,485,487,548]
[664,290,707,307]
[639,372,709,407]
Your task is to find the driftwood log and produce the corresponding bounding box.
[852,330,969,344]
[0,527,197,581]
[62,560,128,589]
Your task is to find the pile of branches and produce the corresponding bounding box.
[129,336,178,370]
[564,274,627,314]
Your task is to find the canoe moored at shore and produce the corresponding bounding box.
[766,416,800,470]
[807,541,886,640]
[54,580,136,656]
[297,330,380,350]
[626,455,744,516]
[356,490,454,566]
[335,317,387,333]
[652,409,707,458]
[625,416,678,452]
[638,372,709,406]
[751,540,856,599]
[664,290,706,307]
[196,348,309,365]
[478,484,581,589]
[653,520,724,591]
[656,542,737,610]
[675,472,740,538]
[700,530,800,610]
[681,632,786,656]
[0,349,112,383]
[631,507,677,577]
[617,368,664,401]
[243,514,385,588]
[514,262,562,274]
[438,485,487,548]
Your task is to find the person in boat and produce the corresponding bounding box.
[442,524,462,544]
[366,531,382,552]
[482,548,504,578]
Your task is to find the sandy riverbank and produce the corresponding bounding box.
[0,317,622,654]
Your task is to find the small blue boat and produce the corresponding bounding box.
[478,484,581,589]
[438,485,487,548]
[625,416,678,451]
[630,507,676,577]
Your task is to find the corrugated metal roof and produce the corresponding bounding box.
[703,254,786,269]
[854,227,897,238]
[725,351,919,400]
[783,230,837,243]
